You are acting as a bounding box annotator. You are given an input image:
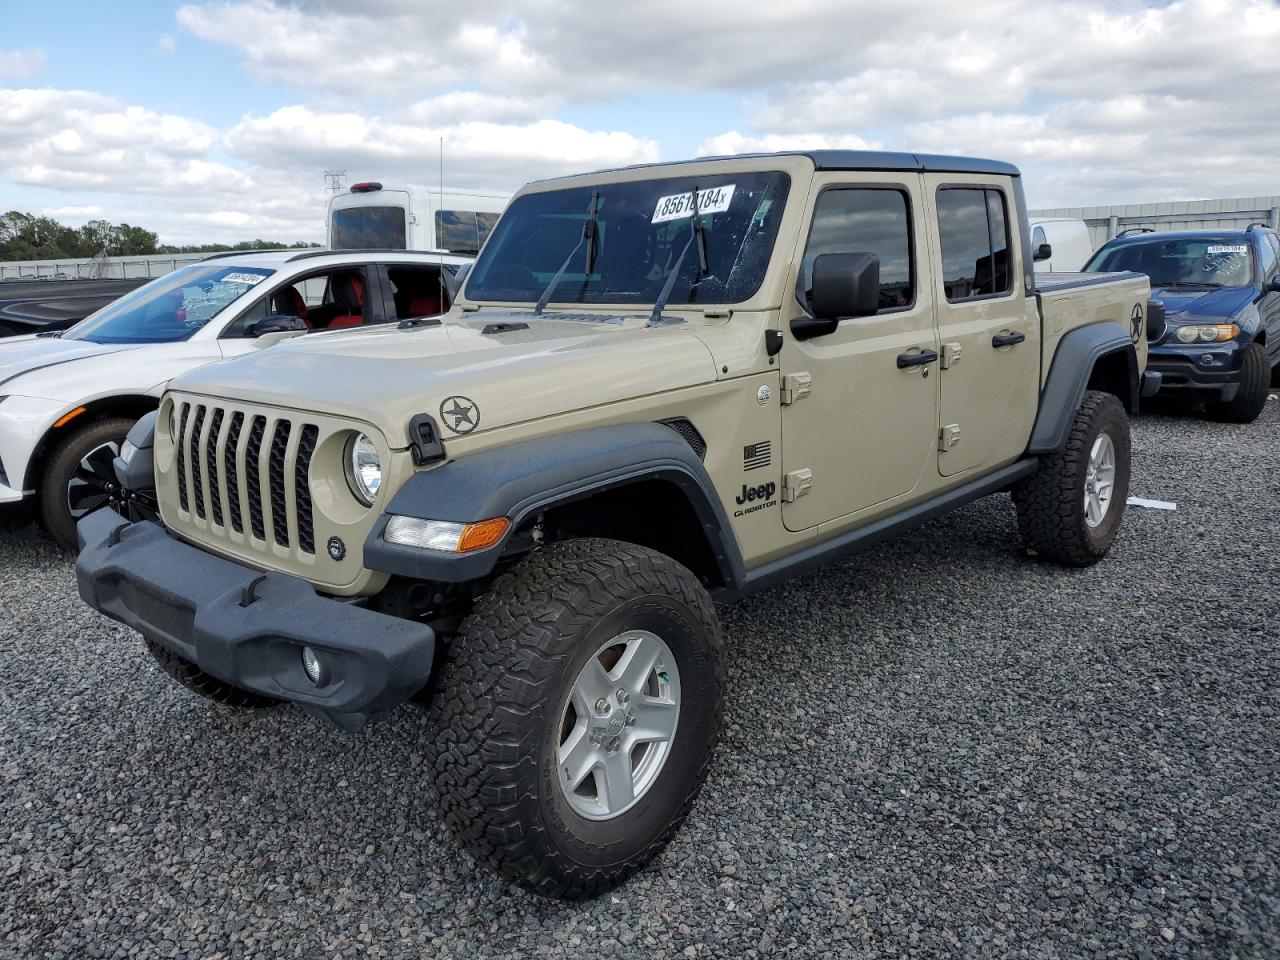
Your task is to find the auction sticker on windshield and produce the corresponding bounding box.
[652,185,736,223]
[222,272,268,285]
[1206,245,1248,255]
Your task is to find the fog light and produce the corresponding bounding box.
[301,646,324,685]
[1200,353,1215,365]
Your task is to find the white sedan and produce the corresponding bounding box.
[0,248,469,547]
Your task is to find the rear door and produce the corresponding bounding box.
[778,173,941,532]
[924,176,1040,477]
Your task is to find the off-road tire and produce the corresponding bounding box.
[143,637,283,708]
[1207,343,1270,424]
[1013,389,1131,567]
[426,538,724,898]
[38,416,134,550]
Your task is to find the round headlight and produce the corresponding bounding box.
[1197,326,1219,342]
[1175,325,1199,343]
[344,433,382,506]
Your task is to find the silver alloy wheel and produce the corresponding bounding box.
[1083,432,1116,528]
[66,441,121,520]
[556,629,681,821]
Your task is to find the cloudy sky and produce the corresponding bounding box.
[1,0,1277,245]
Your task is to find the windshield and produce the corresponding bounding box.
[464,172,790,306]
[331,205,408,249]
[1085,237,1254,288]
[67,264,275,344]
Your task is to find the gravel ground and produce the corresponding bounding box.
[2,400,1278,959]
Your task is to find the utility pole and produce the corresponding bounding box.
[324,170,347,196]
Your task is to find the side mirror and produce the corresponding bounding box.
[1268,277,1280,293]
[246,313,307,337]
[1033,243,1053,263]
[793,252,880,340]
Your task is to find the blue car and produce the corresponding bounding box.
[1084,225,1280,422]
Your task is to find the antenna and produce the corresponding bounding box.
[323,169,347,196]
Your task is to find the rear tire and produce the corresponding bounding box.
[143,638,283,708]
[1208,343,1270,423]
[1013,390,1131,566]
[426,538,724,898]
[38,416,134,550]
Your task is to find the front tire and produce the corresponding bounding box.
[427,538,724,898]
[38,416,134,550]
[1207,343,1269,424]
[1013,390,1131,566]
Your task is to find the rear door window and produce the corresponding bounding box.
[937,187,1013,301]
[386,265,450,320]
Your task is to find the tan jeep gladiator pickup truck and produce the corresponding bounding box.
[76,150,1159,898]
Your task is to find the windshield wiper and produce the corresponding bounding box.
[533,191,600,316]
[1162,281,1224,289]
[650,187,708,324]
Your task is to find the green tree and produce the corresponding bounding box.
[0,210,317,262]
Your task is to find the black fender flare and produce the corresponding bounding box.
[362,422,746,586]
[1027,322,1137,454]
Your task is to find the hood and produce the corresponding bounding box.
[0,334,138,396]
[1153,285,1256,323]
[171,311,719,446]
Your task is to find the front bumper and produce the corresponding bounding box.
[75,508,436,730]
[1147,342,1243,401]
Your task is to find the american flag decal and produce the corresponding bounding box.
[743,441,771,471]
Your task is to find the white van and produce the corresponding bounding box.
[327,183,510,255]
[1030,218,1094,272]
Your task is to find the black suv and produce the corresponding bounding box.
[1084,225,1280,422]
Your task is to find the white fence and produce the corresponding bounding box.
[0,252,209,281]
[1031,196,1280,248]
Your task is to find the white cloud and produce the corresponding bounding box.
[40,205,106,221]
[0,49,44,78]
[224,105,658,192]
[0,87,657,244]
[155,33,176,55]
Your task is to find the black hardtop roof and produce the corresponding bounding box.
[800,150,1020,177]
[535,150,1021,185]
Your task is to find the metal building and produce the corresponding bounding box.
[1030,196,1280,248]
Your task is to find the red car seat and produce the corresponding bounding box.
[406,294,442,317]
[328,274,365,329]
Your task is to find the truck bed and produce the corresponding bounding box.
[1034,270,1151,388]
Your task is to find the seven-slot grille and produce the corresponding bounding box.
[171,400,320,554]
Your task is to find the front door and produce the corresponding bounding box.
[924,178,1040,477]
[779,174,941,532]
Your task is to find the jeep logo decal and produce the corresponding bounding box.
[735,482,776,505]
[1130,304,1143,343]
